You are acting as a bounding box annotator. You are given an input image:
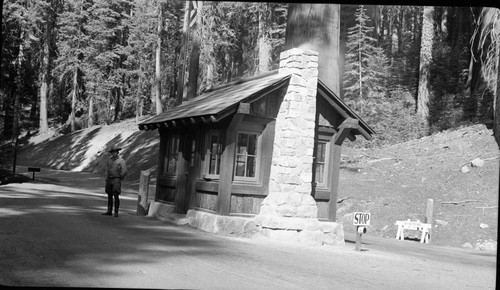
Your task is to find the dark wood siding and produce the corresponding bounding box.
[249,88,285,119]
[157,177,176,203]
[194,191,218,212]
[230,195,264,215]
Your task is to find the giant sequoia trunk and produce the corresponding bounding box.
[417,6,434,129]
[284,3,341,96]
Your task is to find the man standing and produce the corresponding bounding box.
[102,144,127,217]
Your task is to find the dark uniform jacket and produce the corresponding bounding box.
[105,156,127,195]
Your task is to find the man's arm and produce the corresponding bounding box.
[120,159,128,179]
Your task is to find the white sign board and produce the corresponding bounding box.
[353,212,371,226]
[403,220,421,230]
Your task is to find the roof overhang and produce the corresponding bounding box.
[317,79,375,140]
[138,72,375,142]
[138,71,291,131]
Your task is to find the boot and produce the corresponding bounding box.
[102,205,112,215]
[102,195,113,215]
[114,195,120,217]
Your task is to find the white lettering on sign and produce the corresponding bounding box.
[353,212,371,226]
[403,220,421,230]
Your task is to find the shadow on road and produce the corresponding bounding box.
[0,179,225,287]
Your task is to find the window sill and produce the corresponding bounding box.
[202,175,220,182]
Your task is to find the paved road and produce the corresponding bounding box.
[0,167,496,289]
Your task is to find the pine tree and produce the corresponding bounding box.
[343,5,390,116]
[55,0,92,131]
[84,0,132,124]
[1,0,44,137]
[126,0,158,119]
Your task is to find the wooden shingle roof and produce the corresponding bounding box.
[138,71,291,130]
[138,71,375,141]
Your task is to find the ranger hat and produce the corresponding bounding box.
[109,144,122,152]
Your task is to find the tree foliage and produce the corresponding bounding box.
[0,2,496,148]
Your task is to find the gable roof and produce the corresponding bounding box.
[138,71,375,140]
[138,71,291,130]
[317,79,375,138]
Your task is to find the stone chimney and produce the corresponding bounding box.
[255,48,343,246]
[264,48,319,217]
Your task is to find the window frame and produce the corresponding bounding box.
[203,129,224,180]
[314,139,330,188]
[234,130,261,183]
[163,134,180,176]
[313,133,331,189]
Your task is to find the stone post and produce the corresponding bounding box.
[254,48,337,246]
[137,170,150,216]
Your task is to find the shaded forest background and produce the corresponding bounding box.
[1,1,498,148]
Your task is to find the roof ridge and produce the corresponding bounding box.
[201,70,280,94]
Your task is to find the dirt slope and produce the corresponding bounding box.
[14,119,159,185]
[11,119,499,249]
[338,124,498,249]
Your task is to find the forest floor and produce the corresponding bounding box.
[0,118,498,250]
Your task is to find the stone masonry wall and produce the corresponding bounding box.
[253,48,330,247]
[258,48,320,220]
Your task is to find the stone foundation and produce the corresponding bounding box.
[147,202,344,246]
[186,210,257,235]
[254,215,345,246]
[147,201,188,225]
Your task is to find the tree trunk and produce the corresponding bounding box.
[70,66,78,132]
[0,0,3,72]
[154,3,163,115]
[175,1,191,105]
[284,3,341,96]
[257,3,272,73]
[114,87,121,122]
[187,1,202,100]
[494,50,500,148]
[440,7,448,38]
[88,95,93,127]
[492,31,500,148]
[398,7,403,54]
[187,31,200,100]
[136,72,143,123]
[417,6,434,128]
[39,1,53,135]
[13,28,25,142]
[206,59,214,90]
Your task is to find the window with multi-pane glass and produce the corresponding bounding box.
[314,140,328,187]
[164,135,179,175]
[235,132,258,179]
[206,131,223,176]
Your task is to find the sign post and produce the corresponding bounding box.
[28,167,41,181]
[353,212,371,251]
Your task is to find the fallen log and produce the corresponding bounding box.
[441,200,481,205]
[367,157,398,164]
